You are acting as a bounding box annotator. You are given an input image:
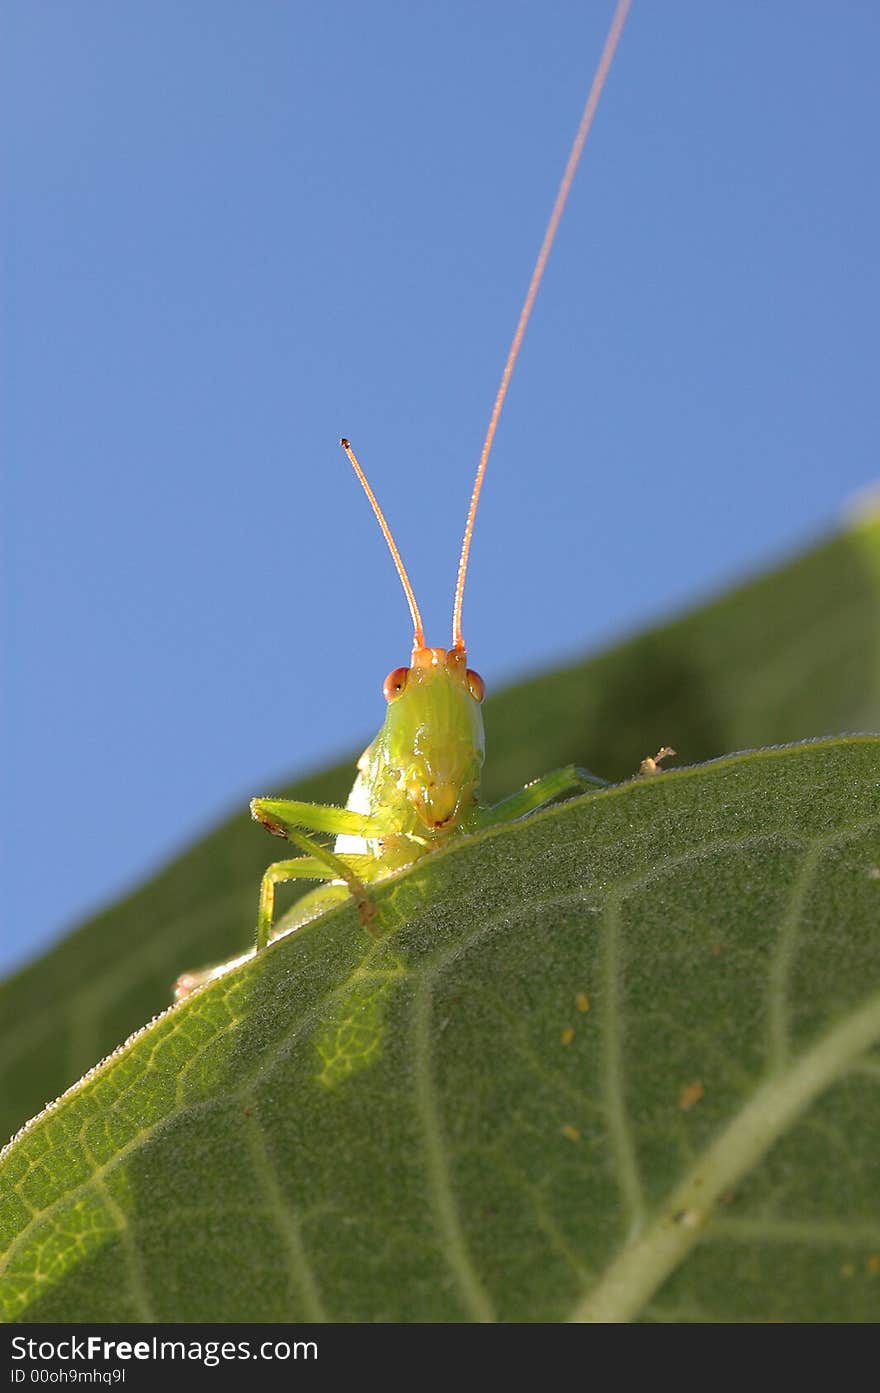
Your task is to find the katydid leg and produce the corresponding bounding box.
[475,764,607,829]
[257,855,340,951]
[256,831,375,949]
[251,796,395,840]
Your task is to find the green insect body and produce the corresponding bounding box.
[250,645,485,947]
[250,635,604,950]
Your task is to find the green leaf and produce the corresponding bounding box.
[2,737,879,1321]
[2,514,879,1144]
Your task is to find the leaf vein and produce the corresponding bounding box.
[600,894,645,1236]
[411,973,495,1322]
[241,1107,329,1321]
[569,987,880,1322]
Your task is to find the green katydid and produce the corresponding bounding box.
[175,0,631,996]
[248,428,609,953]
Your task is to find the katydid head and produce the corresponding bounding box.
[382,645,485,833]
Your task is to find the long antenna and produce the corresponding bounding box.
[451,0,631,651]
[340,437,426,649]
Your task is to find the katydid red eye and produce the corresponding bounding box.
[466,668,485,701]
[383,666,409,701]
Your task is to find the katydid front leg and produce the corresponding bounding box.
[251,796,397,841]
[251,798,391,947]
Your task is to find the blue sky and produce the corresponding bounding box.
[4,1,878,974]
